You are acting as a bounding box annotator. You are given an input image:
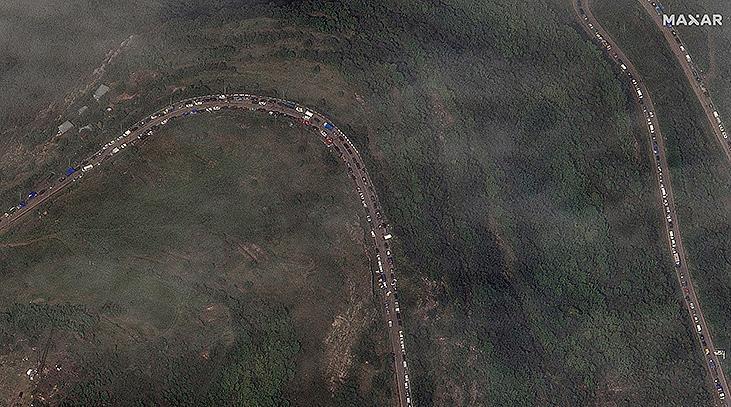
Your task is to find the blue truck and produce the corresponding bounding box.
[65,167,77,176]
[27,191,38,200]
[323,122,334,130]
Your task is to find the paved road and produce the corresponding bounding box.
[0,94,413,407]
[574,1,730,405]
[638,0,731,163]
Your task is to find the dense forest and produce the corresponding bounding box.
[0,0,722,405]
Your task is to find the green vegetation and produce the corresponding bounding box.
[593,0,731,389]
[0,113,389,405]
[270,0,710,404]
[1,0,725,405]
[660,0,731,119]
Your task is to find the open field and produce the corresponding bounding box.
[0,112,391,406]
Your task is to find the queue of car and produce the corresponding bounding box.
[648,0,730,153]
[0,92,415,406]
[585,5,729,402]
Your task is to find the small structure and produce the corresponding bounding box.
[78,105,88,116]
[57,121,74,135]
[79,124,93,134]
[93,84,111,101]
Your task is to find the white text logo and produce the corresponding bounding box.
[663,14,723,26]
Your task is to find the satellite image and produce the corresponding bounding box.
[1,0,730,406]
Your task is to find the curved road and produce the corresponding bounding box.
[637,0,731,163]
[574,1,730,405]
[0,94,413,407]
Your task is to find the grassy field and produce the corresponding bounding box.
[0,112,391,406]
[0,0,726,405]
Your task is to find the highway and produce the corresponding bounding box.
[638,0,731,164]
[574,1,730,405]
[0,94,413,407]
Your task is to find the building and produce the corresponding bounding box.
[57,121,74,135]
[93,84,111,101]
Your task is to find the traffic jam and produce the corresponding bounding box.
[0,93,415,406]
[649,0,728,142]
[580,4,727,402]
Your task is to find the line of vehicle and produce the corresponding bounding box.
[574,1,730,405]
[0,94,413,407]
[640,0,731,164]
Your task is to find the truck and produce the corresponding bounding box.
[674,253,681,265]
[27,191,37,200]
[65,167,77,176]
[82,164,94,172]
[384,234,393,240]
[323,122,334,130]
